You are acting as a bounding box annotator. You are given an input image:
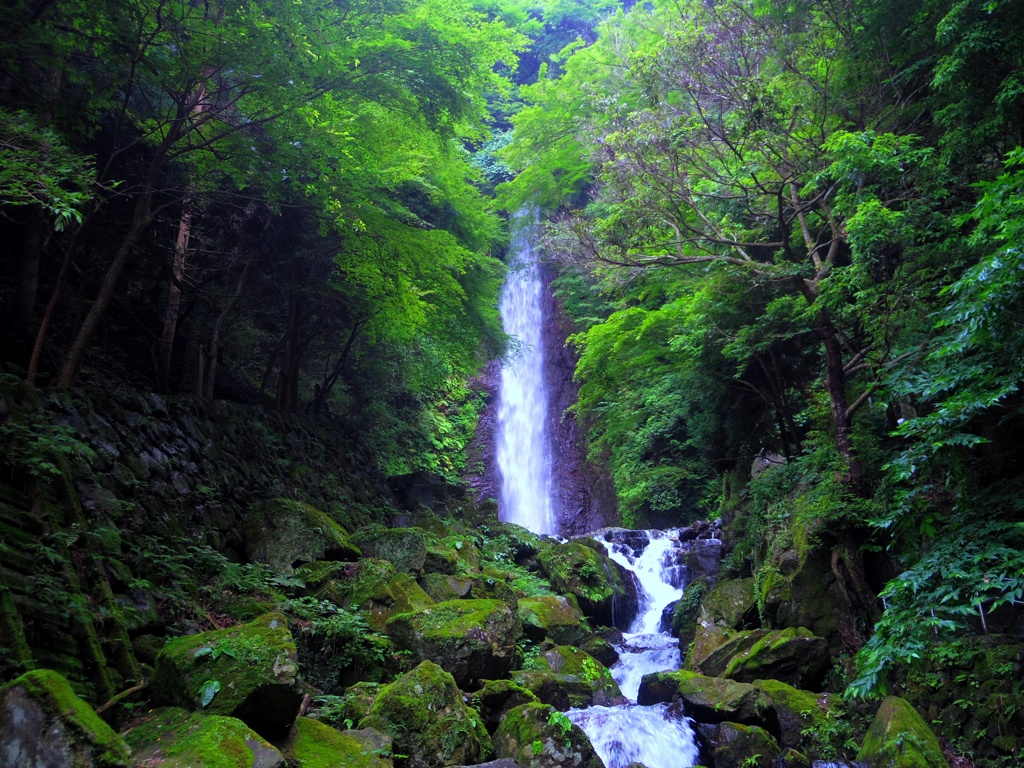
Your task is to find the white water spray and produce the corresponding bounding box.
[496,213,555,535]
[568,532,702,768]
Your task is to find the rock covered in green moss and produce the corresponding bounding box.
[857,696,951,768]
[351,526,429,574]
[386,599,522,688]
[752,679,837,753]
[469,574,520,609]
[579,635,618,667]
[696,627,829,689]
[243,499,360,573]
[121,706,283,767]
[281,717,392,768]
[424,534,482,574]
[670,575,707,651]
[472,679,541,734]
[518,596,590,646]
[697,721,781,768]
[359,661,492,768]
[537,540,639,629]
[513,646,625,711]
[492,702,602,768]
[152,613,301,738]
[0,668,131,767]
[419,572,474,602]
[637,670,772,728]
[316,558,435,630]
[700,578,758,630]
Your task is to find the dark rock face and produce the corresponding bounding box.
[539,263,619,537]
[389,471,466,514]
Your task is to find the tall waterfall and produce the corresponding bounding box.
[496,213,556,535]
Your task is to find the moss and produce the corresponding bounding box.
[471,679,540,733]
[318,558,434,631]
[536,540,632,626]
[698,627,829,689]
[513,646,624,710]
[296,560,349,588]
[857,696,951,768]
[244,499,361,573]
[123,707,283,767]
[708,721,781,768]
[359,661,491,768]
[492,702,602,768]
[701,578,758,630]
[517,595,590,646]
[2,668,131,767]
[350,527,428,574]
[638,670,773,728]
[282,717,390,768]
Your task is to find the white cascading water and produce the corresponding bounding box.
[496,213,555,535]
[568,532,701,768]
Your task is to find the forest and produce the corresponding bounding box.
[1,0,1023,767]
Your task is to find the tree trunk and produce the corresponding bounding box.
[312,316,365,413]
[816,309,864,493]
[15,210,45,342]
[156,198,192,391]
[202,261,249,401]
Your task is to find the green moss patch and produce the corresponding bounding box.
[857,696,950,768]
[282,717,391,768]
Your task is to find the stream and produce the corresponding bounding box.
[567,532,702,768]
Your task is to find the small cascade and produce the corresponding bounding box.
[568,530,718,768]
[495,212,555,535]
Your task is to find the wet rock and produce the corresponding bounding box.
[513,646,626,711]
[122,707,283,767]
[493,702,603,768]
[152,612,302,738]
[696,627,830,690]
[752,679,838,752]
[243,499,361,573]
[351,526,429,574]
[281,717,392,768]
[637,670,774,729]
[315,558,434,630]
[518,596,590,646]
[0,669,131,767]
[537,539,640,630]
[669,576,707,652]
[389,471,465,512]
[856,696,950,768]
[453,761,521,768]
[472,679,542,734]
[698,721,781,768]
[701,578,759,630]
[579,635,618,668]
[420,572,474,602]
[386,599,522,688]
[360,661,492,768]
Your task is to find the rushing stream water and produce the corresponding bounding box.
[496,213,556,535]
[568,532,702,768]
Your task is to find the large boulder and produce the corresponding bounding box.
[670,576,707,651]
[513,646,626,711]
[351,526,429,574]
[518,596,590,646]
[152,613,302,738]
[386,599,522,688]
[472,679,541,734]
[637,670,774,729]
[122,707,284,767]
[752,679,839,753]
[359,661,492,768]
[695,627,830,689]
[537,540,640,629]
[697,721,781,768]
[313,558,435,630]
[856,696,951,768]
[0,669,131,767]
[243,499,360,573]
[700,578,759,630]
[281,717,392,768]
[493,702,603,768]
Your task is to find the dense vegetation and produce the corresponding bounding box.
[497,0,1024,703]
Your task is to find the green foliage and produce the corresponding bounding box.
[286,596,391,685]
[0,402,96,480]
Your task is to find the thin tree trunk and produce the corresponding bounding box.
[15,210,45,341]
[816,309,863,493]
[203,261,249,401]
[312,316,365,412]
[156,197,192,391]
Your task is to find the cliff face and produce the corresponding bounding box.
[539,263,618,536]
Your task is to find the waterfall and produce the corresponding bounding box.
[568,531,702,768]
[496,212,556,535]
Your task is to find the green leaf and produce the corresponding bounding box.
[199,680,221,708]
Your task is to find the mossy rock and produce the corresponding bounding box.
[671,576,707,651]
[0,668,131,767]
[152,613,302,738]
[493,702,603,768]
[386,599,522,688]
[351,526,429,574]
[122,707,284,767]
[579,635,618,668]
[318,682,384,727]
[480,523,545,565]
[281,717,392,768]
[696,627,829,689]
[857,696,951,768]
[243,499,360,573]
[699,577,758,630]
[518,596,590,646]
[424,534,482,575]
[471,679,541,734]
[359,661,492,768]
[468,575,520,609]
[752,679,837,752]
[760,547,849,655]
[317,558,435,631]
[697,721,781,768]
[637,670,773,729]
[419,572,474,602]
[295,560,349,590]
[537,540,639,629]
[513,646,625,711]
